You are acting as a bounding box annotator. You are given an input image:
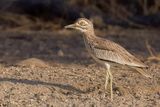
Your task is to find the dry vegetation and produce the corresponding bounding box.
[0,0,159,106]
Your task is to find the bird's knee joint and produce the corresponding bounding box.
[105,63,110,69]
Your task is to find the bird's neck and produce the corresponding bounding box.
[83,29,96,39]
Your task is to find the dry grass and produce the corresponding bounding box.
[145,40,160,63]
[0,12,62,32]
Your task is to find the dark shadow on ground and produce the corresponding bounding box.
[0,77,94,94]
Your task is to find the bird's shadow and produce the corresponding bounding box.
[0,77,94,94]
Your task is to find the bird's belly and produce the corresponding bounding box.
[90,54,124,69]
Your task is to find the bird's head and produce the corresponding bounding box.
[65,18,94,33]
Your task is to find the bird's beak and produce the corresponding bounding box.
[65,24,76,29]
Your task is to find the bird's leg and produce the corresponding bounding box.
[108,68,113,101]
[105,63,113,101]
[105,69,109,90]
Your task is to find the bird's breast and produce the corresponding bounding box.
[83,36,105,65]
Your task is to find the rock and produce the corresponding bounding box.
[17,58,50,68]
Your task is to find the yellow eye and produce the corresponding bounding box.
[78,20,87,26]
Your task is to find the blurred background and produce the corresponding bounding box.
[1,0,160,30]
[0,0,159,64]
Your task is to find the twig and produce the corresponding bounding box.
[145,39,160,62]
[145,40,155,57]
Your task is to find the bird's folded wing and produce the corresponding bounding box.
[90,39,147,68]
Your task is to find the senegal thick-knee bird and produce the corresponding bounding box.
[65,18,151,101]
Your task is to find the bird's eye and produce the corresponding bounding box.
[78,20,87,26]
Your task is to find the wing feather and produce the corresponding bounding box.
[89,38,147,68]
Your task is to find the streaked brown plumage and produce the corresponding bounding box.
[84,33,147,67]
[65,18,151,101]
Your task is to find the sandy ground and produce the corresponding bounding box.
[0,30,159,107]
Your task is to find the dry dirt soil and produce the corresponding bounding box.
[0,29,159,107]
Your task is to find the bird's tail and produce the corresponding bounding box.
[131,67,152,78]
